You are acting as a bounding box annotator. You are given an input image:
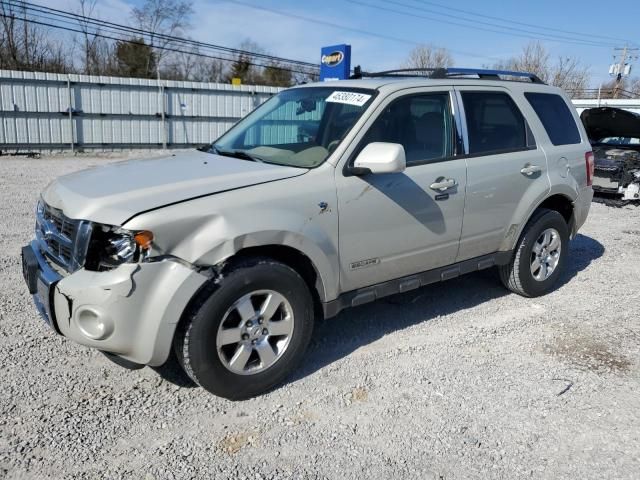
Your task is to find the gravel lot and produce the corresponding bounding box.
[1,153,639,479]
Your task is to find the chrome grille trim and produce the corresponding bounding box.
[35,201,93,273]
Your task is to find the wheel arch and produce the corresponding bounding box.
[179,243,328,333]
[228,244,326,314]
[503,192,576,251]
[171,243,328,370]
[537,194,575,228]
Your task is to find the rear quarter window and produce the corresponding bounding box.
[524,92,581,146]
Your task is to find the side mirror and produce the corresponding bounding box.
[352,142,406,175]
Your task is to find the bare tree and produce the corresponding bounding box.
[75,0,116,75]
[132,0,193,76]
[225,40,265,85]
[0,1,71,72]
[192,57,227,83]
[262,61,293,87]
[403,44,453,70]
[292,67,319,85]
[494,42,551,79]
[598,76,640,98]
[494,42,590,97]
[550,55,590,94]
[160,45,200,80]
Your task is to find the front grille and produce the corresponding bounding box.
[42,206,76,239]
[35,201,92,273]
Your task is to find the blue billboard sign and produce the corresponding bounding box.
[320,44,351,81]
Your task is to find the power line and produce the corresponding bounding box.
[406,0,637,46]
[18,10,238,64]
[349,0,620,49]
[386,0,622,47]
[223,0,503,61]
[0,12,319,76]
[0,0,320,71]
[2,0,319,69]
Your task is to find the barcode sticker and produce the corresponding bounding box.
[326,91,372,107]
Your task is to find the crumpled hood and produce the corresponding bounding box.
[580,107,640,141]
[42,150,307,226]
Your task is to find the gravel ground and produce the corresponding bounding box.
[1,153,639,480]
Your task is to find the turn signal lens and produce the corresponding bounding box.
[134,230,154,250]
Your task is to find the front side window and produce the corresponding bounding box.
[213,87,376,168]
[359,93,454,165]
[524,92,581,146]
[461,92,532,155]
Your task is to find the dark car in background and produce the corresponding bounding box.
[581,107,640,204]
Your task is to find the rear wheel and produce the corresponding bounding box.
[499,208,569,297]
[174,257,314,400]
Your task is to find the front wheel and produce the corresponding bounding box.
[174,257,314,400]
[499,208,569,297]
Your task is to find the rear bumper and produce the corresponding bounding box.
[22,241,208,366]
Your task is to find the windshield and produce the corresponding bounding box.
[597,136,640,145]
[212,87,376,168]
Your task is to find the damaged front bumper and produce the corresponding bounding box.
[593,148,640,201]
[21,241,207,366]
[592,173,640,201]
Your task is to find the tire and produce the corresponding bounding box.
[173,257,314,400]
[498,208,569,297]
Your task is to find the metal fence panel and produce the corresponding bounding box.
[0,69,281,151]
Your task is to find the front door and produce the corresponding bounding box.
[336,89,467,292]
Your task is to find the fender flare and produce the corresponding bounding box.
[196,230,338,302]
[501,186,577,251]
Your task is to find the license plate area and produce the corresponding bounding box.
[22,243,61,332]
[34,278,54,327]
[21,246,39,294]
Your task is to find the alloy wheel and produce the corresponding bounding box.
[216,290,294,375]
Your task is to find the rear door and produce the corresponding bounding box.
[454,86,550,261]
[522,91,589,191]
[335,88,467,292]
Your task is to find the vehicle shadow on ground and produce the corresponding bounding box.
[151,350,197,388]
[557,233,605,288]
[153,234,604,390]
[287,233,605,385]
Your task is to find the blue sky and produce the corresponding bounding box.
[50,0,640,85]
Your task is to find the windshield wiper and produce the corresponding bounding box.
[213,146,263,163]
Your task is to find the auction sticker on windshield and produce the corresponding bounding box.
[326,91,372,107]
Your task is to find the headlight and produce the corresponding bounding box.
[36,199,45,217]
[85,225,154,271]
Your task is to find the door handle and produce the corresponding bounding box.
[520,164,542,176]
[430,178,458,191]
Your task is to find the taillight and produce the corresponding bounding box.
[585,151,595,187]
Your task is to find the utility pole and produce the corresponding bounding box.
[611,45,639,99]
[157,57,167,150]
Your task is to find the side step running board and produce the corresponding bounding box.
[322,251,513,318]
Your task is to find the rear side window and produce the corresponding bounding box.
[524,92,581,145]
[461,92,531,155]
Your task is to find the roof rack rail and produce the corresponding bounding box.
[349,66,545,84]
